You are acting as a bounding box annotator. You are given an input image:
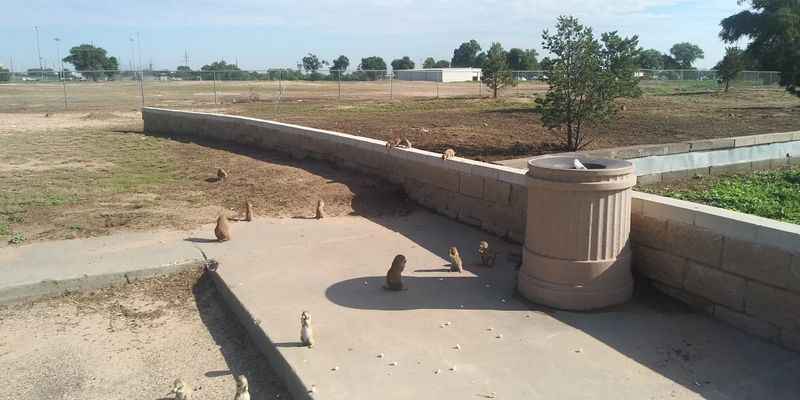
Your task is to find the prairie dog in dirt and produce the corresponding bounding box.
[449,247,463,272]
[234,375,250,400]
[169,379,192,400]
[217,168,229,181]
[384,254,407,291]
[442,148,456,160]
[244,201,254,222]
[214,213,231,242]
[478,241,497,267]
[315,199,326,219]
[301,311,315,348]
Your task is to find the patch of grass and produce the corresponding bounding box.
[8,232,26,245]
[0,222,9,236]
[642,167,800,224]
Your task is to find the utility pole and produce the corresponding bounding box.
[184,49,189,68]
[136,32,144,107]
[34,26,44,80]
[55,37,67,109]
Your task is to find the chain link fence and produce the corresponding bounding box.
[0,68,783,113]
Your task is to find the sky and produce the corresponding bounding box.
[0,0,750,72]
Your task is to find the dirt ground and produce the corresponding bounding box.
[0,111,408,246]
[229,89,800,161]
[0,268,293,400]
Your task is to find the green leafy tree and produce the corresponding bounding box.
[359,56,387,80]
[451,40,482,67]
[720,0,800,96]
[332,55,349,72]
[669,42,704,68]
[715,47,746,92]
[302,53,322,73]
[536,16,642,151]
[506,48,539,70]
[434,60,450,68]
[62,44,119,81]
[200,60,247,80]
[391,56,415,70]
[423,57,436,68]
[474,52,488,68]
[480,43,514,98]
[176,65,195,80]
[0,65,9,82]
[637,49,664,70]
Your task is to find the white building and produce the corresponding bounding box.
[395,68,481,83]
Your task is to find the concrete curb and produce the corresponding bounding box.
[0,260,204,305]
[209,270,312,400]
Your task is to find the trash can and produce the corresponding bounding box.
[518,156,636,310]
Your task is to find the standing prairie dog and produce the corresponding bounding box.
[384,254,407,291]
[315,199,326,219]
[234,375,250,400]
[244,201,254,222]
[217,168,229,181]
[442,148,456,160]
[301,311,315,348]
[449,247,463,272]
[169,379,192,400]
[478,240,497,267]
[214,213,231,242]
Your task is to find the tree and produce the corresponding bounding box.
[302,53,322,73]
[480,43,514,98]
[716,47,746,92]
[62,44,119,81]
[391,56,415,70]
[451,40,482,67]
[434,60,450,68]
[331,55,349,72]
[536,16,642,151]
[506,48,539,70]
[176,65,195,80]
[359,56,387,80]
[0,65,9,82]
[720,0,800,96]
[669,42,704,68]
[474,52,488,68]
[423,57,436,68]
[637,49,664,70]
[200,60,247,80]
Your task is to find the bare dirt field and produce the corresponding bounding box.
[0,268,292,400]
[2,81,799,245]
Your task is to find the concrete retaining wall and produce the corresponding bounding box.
[142,107,530,242]
[498,132,800,185]
[632,191,800,351]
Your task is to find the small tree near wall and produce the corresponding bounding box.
[716,47,745,92]
[480,42,514,98]
[536,16,641,151]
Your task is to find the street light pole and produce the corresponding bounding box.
[55,37,67,109]
[34,26,44,80]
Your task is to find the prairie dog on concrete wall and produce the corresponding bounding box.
[385,138,401,150]
[214,214,231,242]
[384,254,407,291]
[315,199,326,219]
[244,201,254,222]
[478,241,497,267]
[301,311,315,348]
[234,375,250,400]
[217,168,229,181]
[449,247,463,272]
[399,138,413,149]
[442,148,456,160]
[169,379,192,400]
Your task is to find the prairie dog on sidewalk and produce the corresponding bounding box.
[449,246,463,272]
[214,214,231,242]
[442,148,456,160]
[384,254,407,291]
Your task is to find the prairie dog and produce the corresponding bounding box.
[385,138,401,150]
[234,375,250,400]
[449,247,463,272]
[315,199,326,219]
[217,168,229,181]
[442,148,456,160]
[384,254,407,291]
[478,241,497,267]
[244,201,254,222]
[301,311,315,348]
[399,138,413,149]
[214,213,231,242]
[169,379,192,400]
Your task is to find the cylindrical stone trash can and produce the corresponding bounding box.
[518,156,636,310]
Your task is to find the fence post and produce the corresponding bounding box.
[389,70,393,100]
[61,71,68,109]
[337,69,342,100]
[212,71,217,104]
[139,70,145,108]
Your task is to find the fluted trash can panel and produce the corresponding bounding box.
[520,156,636,310]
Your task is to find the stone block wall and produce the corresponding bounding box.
[142,108,530,242]
[632,192,800,351]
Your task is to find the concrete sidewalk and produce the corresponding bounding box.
[2,211,799,399]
